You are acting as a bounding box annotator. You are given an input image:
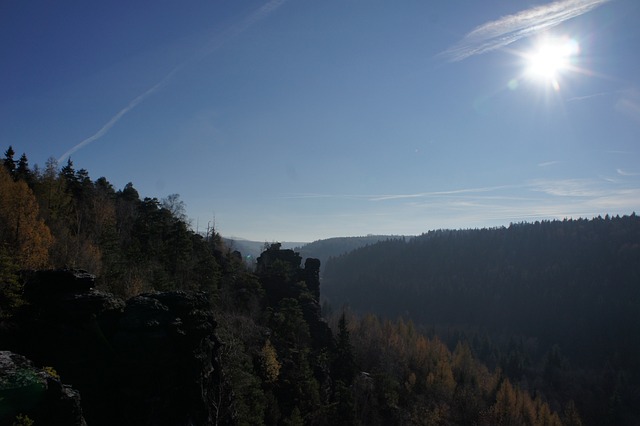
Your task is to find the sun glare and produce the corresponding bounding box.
[524,36,579,90]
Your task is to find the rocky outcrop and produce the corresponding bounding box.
[0,351,86,425]
[256,243,322,301]
[111,291,220,426]
[303,257,321,299]
[256,245,333,350]
[1,269,225,426]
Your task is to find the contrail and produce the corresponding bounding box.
[58,68,179,162]
[59,0,287,163]
[439,0,612,62]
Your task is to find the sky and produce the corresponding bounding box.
[1,0,639,242]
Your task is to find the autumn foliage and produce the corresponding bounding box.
[0,166,53,269]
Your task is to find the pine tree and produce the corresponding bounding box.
[60,158,76,186]
[3,146,16,177]
[333,312,357,384]
[15,153,33,186]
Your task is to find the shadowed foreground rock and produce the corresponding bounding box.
[0,351,86,425]
[1,269,226,426]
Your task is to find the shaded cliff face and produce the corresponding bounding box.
[1,270,224,426]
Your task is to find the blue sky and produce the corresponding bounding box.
[1,0,639,242]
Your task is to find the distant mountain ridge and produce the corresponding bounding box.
[221,238,307,262]
[223,235,403,269]
[295,235,404,271]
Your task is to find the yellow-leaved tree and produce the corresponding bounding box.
[0,166,53,269]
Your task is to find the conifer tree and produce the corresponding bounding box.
[333,311,357,384]
[15,153,33,186]
[3,146,16,177]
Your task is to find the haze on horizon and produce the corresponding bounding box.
[2,0,639,242]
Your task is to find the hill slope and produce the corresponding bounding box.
[295,235,403,271]
[323,215,640,424]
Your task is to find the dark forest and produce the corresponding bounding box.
[323,216,640,424]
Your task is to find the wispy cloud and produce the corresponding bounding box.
[369,185,516,201]
[528,178,610,197]
[274,177,639,237]
[538,160,560,167]
[278,186,520,203]
[198,0,287,58]
[566,90,618,102]
[617,168,640,177]
[59,0,287,162]
[402,178,639,228]
[280,193,369,200]
[439,0,612,62]
[615,87,640,125]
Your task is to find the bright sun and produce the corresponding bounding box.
[524,36,579,90]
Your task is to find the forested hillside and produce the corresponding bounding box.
[0,146,577,424]
[0,147,225,308]
[295,235,401,273]
[323,216,640,424]
[220,235,399,271]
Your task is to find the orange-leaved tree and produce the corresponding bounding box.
[0,166,53,269]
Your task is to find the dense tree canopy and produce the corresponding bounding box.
[323,216,640,424]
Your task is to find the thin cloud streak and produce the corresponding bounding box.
[403,181,639,229]
[440,0,612,62]
[284,179,637,208]
[528,178,611,197]
[272,178,639,238]
[617,168,640,177]
[58,0,287,163]
[566,90,618,102]
[280,193,370,200]
[369,185,517,202]
[282,185,521,202]
[58,68,180,162]
[199,0,287,58]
